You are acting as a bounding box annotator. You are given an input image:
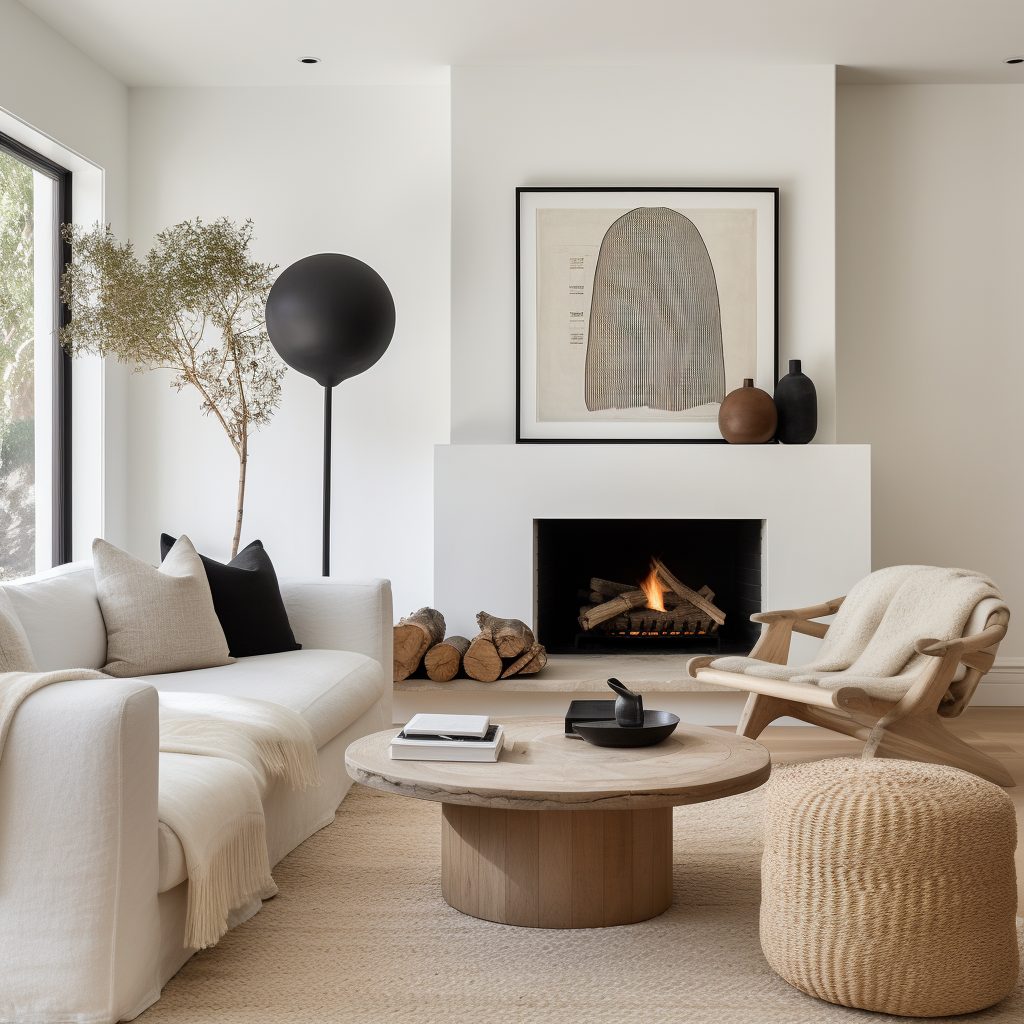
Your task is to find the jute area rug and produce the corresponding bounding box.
[142,778,1023,1024]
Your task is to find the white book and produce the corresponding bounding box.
[389,724,505,762]
[402,713,491,739]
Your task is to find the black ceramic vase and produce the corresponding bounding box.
[773,359,817,444]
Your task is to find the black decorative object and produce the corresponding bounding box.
[564,699,616,736]
[773,359,817,444]
[265,253,396,575]
[570,678,680,747]
[607,677,644,726]
[160,535,300,658]
[572,711,680,748]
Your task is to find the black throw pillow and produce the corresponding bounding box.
[160,534,301,658]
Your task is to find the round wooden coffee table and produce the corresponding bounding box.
[346,717,769,929]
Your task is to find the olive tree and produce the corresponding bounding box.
[61,217,284,557]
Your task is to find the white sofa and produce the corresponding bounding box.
[0,560,393,1024]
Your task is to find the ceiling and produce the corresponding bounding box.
[17,0,1024,88]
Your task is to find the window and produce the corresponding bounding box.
[0,132,71,579]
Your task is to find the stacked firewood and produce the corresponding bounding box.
[579,557,726,636]
[393,608,548,682]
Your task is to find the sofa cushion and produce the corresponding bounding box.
[94,537,234,678]
[160,534,300,659]
[143,649,385,749]
[2,562,107,670]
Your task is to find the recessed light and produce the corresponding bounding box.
[299,56,321,65]
[1005,56,1024,64]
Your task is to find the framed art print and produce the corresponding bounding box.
[516,187,778,443]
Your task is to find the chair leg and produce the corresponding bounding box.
[737,692,793,739]
[864,715,1015,788]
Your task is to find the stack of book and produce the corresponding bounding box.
[389,714,505,762]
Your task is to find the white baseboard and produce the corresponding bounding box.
[972,658,1024,706]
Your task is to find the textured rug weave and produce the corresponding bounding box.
[141,779,1023,1023]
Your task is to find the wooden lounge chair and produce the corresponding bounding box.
[686,566,1013,787]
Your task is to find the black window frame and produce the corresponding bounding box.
[0,130,72,566]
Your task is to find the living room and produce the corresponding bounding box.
[0,1,1021,1021]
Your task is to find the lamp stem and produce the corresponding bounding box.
[323,384,332,577]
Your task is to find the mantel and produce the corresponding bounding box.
[433,442,871,677]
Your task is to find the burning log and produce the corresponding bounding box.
[590,578,635,598]
[579,589,648,630]
[578,563,724,638]
[651,557,726,625]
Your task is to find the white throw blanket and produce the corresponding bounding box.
[0,668,110,761]
[0,668,323,951]
[158,692,323,949]
[712,566,1004,701]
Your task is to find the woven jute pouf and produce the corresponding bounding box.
[760,758,1018,1017]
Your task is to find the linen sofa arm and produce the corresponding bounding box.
[279,577,394,721]
[0,677,161,1024]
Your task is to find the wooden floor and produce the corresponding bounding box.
[725,707,1024,913]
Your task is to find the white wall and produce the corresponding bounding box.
[0,0,130,556]
[451,64,837,444]
[837,85,1024,661]
[127,81,450,613]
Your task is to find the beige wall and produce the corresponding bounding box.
[837,85,1024,657]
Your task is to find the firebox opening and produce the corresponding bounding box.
[534,518,762,655]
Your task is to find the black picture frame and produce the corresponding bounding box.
[516,186,779,444]
[0,131,73,563]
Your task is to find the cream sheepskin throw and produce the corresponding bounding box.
[158,692,323,949]
[712,566,1004,702]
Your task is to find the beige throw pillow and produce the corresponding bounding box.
[93,536,234,678]
[0,588,38,673]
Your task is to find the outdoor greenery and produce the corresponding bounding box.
[0,150,37,580]
[61,217,285,557]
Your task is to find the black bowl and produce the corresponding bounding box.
[572,710,680,748]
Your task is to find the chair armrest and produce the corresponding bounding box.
[279,577,394,724]
[0,678,161,1022]
[750,596,845,624]
[914,622,1007,658]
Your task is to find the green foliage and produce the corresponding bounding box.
[61,217,285,553]
[0,150,35,437]
[1,417,34,471]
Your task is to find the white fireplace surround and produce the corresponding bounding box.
[435,443,872,669]
[399,443,1020,723]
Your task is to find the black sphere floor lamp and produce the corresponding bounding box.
[265,253,395,576]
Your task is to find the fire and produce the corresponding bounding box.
[639,563,666,612]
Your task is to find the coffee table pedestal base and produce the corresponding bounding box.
[440,803,672,928]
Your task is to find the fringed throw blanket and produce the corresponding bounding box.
[0,668,323,951]
[158,692,323,949]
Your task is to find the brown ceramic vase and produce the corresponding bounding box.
[718,378,777,444]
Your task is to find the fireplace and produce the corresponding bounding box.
[534,518,762,655]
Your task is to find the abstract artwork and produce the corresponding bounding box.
[517,188,778,443]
